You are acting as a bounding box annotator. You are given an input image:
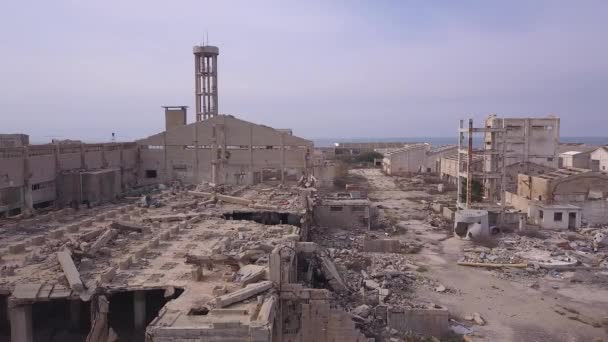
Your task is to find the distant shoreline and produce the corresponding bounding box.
[312,136,608,148]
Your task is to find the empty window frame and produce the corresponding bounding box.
[145,170,158,178]
[554,212,563,222]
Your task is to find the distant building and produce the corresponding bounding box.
[379,144,428,175]
[334,141,412,156]
[591,146,608,172]
[137,114,313,186]
[425,145,458,173]
[559,150,592,169]
[440,153,483,185]
[483,115,560,200]
[0,134,29,148]
[506,168,608,226]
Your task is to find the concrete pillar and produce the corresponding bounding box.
[211,125,218,185]
[280,134,285,185]
[133,291,146,329]
[22,146,34,215]
[70,300,81,329]
[9,304,33,342]
[119,143,125,192]
[80,143,86,169]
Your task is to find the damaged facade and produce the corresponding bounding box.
[0,46,374,342]
[137,113,314,186]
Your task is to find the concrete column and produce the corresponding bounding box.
[21,146,34,215]
[80,143,86,169]
[280,134,285,184]
[249,124,254,185]
[9,304,33,342]
[211,125,218,185]
[70,300,81,329]
[163,131,169,184]
[101,144,108,168]
[133,291,146,329]
[193,122,199,184]
[119,143,125,192]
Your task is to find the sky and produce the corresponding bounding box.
[1,1,607,142]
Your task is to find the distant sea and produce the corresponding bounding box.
[312,136,608,148]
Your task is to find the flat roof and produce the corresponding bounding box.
[535,203,581,210]
[0,185,304,322]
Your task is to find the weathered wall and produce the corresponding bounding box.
[485,116,560,169]
[577,200,608,225]
[517,172,608,224]
[591,148,608,172]
[0,142,139,215]
[313,204,370,229]
[504,162,554,193]
[529,204,581,230]
[505,191,531,213]
[137,115,313,186]
[561,153,591,169]
[383,147,427,175]
[425,146,458,173]
[81,169,121,205]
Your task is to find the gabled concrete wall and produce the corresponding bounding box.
[383,146,427,175]
[591,148,608,172]
[137,115,313,186]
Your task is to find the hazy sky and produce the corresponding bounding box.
[1,1,607,142]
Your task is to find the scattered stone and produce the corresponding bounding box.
[473,312,485,326]
[351,304,371,318]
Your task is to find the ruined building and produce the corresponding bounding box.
[456,115,560,208]
[137,110,314,186]
[0,46,371,342]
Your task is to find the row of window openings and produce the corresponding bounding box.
[486,125,554,130]
[148,145,304,150]
[538,210,576,222]
[31,182,54,191]
[330,206,366,212]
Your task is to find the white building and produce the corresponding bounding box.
[529,203,582,230]
[560,150,592,169]
[591,146,608,172]
[425,145,458,173]
[379,144,428,175]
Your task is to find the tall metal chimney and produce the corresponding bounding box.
[193,45,219,121]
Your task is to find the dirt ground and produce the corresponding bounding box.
[351,168,608,342]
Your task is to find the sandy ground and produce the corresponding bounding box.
[352,168,608,342]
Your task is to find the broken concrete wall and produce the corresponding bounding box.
[300,300,368,342]
[363,239,401,253]
[504,162,555,193]
[388,305,449,338]
[0,142,139,215]
[81,169,121,205]
[383,145,427,175]
[504,191,531,213]
[312,162,336,188]
[314,204,371,229]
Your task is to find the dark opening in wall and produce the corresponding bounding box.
[108,288,183,342]
[222,211,301,227]
[33,200,54,210]
[145,170,158,178]
[28,298,92,342]
[188,306,209,315]
[8,207,21,216]
[0,295,9,341]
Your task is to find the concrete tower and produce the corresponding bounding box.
[193,45,219,121]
